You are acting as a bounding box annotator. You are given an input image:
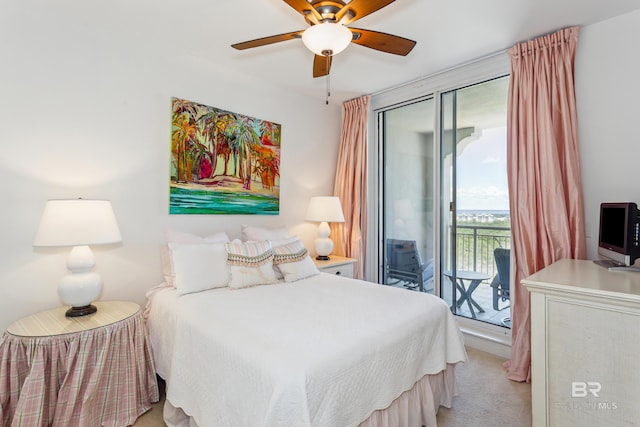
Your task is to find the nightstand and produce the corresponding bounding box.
[313,255,357,278]
[0,300,159,426]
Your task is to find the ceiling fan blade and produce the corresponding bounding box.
[231,31,304,50]
[282,0,323,23]
[313,54,332,78]
[349,28,416,56]
[335,0,396,25]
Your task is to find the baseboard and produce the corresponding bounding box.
[462,331,512,359]
[457,318,512,359]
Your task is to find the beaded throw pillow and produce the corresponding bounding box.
[273,238,320,282]
[225,240,277,289]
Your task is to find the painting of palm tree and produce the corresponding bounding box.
[170,97,281,214]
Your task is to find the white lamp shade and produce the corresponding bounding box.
[302,23,352,56]
[34,199,122,247]
[305,196,345,223]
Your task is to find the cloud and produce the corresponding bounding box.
[457,186,510,210]
[482,156,500,164]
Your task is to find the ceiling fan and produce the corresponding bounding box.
[231,0,417,78]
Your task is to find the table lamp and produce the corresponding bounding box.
[305,196,345,260]
[33,199,122,317]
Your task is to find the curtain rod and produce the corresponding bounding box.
[369,48,508,98]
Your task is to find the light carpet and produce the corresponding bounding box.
[436,346,532,426]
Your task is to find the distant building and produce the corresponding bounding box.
[456,211,511,224]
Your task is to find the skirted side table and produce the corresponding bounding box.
[0,300,159,427]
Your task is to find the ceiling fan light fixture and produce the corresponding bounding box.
[302,23,352,56]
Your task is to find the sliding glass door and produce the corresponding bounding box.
[376,75,511,328]
[440,76,511,326]
[379,98,436,294]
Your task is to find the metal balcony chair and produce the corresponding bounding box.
[386,239,434,293]
[490,247,511,326]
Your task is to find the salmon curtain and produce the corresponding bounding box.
[505,26,587,382]
[332,95,370,279]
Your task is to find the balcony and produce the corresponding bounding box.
[446,224,511,327]
[387,223,511,328]
[455,224,511,278]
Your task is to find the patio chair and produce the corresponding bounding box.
[491,247,511,325]
[386,239,434,292]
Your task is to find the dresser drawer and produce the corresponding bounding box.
[319,263,354,278]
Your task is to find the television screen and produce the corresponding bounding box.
[599,205,627,250]
[597,202,640,268]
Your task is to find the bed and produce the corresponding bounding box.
[144,232,467,427]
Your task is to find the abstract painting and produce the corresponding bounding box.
[170,97,281,214]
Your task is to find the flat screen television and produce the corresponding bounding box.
[596,202,640,268]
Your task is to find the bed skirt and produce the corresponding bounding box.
[162,363,458,427]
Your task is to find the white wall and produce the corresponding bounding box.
[0,3,342,330]
[2,5,638,332]
[575,8,640,261]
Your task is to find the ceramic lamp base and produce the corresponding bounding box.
[59,245,103,314]
[314,235,334,260]
[65,304,98,317]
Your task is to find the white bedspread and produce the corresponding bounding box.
[146,273,467,427]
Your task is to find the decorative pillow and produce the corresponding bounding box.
[273,238,320,282]
[168,242,230,295]
[225,240,277,289]
[241,224,291,242]
[270,236,301,280]
[161,230,229,287]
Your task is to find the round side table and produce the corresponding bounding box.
[0,300,159,426]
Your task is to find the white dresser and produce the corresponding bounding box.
[522,259,640,426]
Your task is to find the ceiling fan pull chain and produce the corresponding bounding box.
[326,74,330,105]
[325,55,331,105]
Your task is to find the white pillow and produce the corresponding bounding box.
[167,229,230,244]
[225,240,277,289]
[241,224,291,241]
[161,230,230,287]
[168,242,230,295]
[273,239,320,282]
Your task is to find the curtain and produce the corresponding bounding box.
[505,26,587,382]
[332,95,370,279]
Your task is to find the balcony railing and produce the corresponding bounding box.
[455,224,511,280]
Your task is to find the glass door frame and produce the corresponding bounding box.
[375,95,437,287]
[366,52,513,344]
[440,89,458,309]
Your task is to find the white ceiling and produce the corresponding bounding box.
[43,0,639,105]
[194,0,640,104]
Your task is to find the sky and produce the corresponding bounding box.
[456,126,510,211]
